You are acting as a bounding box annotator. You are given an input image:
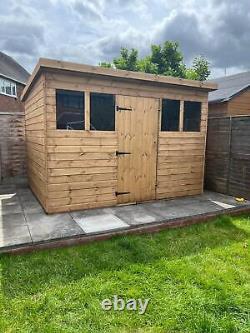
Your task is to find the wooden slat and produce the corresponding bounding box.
[48,159,116,168]
[47,137,117,146]
[48,152,115,161]
[48,172,117,184]
[47,145,117,153]
[48,166,117,176]
[48,179,117,192]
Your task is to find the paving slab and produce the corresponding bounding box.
[0,225,31,248]
[22,200,44,214]
[0,213,27,228]
[71,210,129,234]
[18,192,38,203]
[203,191,250,206]
[17,188,33,196]
[0,185,17,195]
[112,204,162,225]
[0,184,250,253]
[25,212,84,242]
[0,202,23,216]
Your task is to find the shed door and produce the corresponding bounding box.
[116,95,159,204]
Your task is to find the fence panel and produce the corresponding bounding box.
[205,116,250,199]
[0,112,26,183]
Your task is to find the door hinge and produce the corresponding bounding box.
[116,151,131,156]
[115,191,130,196]
[116,106,133,112]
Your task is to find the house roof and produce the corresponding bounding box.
[21,57,217,101]
[0,51,30,85]
[208,71,250,103]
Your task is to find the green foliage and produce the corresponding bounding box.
[137,56,158,74]
[99,61,112,68]
[113,47,139,71]
[151,41,186,77]
[191,55,211,81]
[0,215,249,332]
[185,68,199,80]
[100,41,211,81]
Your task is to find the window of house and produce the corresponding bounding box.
[56,90,84,130]
[0,77,17,97]
[183,101,201,132]
[161,99,180,131]
[90,92,115,131]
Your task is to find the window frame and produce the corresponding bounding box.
[89,91,116,132]
[161,98,181,132]
[183,100,202,132]
[160,98,202,133]
[0,77,17,98]
[55,89,85,130]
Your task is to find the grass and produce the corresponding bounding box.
[0,215,249,333]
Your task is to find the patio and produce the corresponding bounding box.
[0,184,250,254]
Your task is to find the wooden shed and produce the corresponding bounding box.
[21,58,216,213]
[206,72,250,198]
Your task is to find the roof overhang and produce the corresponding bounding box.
[21,57,218,101]
[0,72,27,86]
[209,84,250,104]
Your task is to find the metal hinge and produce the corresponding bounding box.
[115,191,130,196]
[116,151,131,156]
[116,106,133,112]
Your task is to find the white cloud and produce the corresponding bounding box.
[0,0,249,78]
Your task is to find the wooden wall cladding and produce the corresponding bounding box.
[156,102,208,199]
[24,74,47,208]
[46,130,118,213]
[156,132,206,199]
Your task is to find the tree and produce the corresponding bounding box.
[99,42,211,81]
[137,56,158,74]
[113,48,139,71]
[151,41,186,78]
[191,56,211,81]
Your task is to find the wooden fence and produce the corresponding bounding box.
[0,112,26,183]
[205,116,250,199]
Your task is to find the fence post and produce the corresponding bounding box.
[226,116,233,195]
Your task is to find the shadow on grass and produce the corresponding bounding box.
[1,215,249,299]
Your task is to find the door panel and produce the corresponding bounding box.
[116,95,159,204]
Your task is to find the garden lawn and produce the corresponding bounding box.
[0,215,249,333]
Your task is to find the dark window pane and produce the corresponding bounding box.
[90,92,115,131]
[5,86,11,95]
[161,99,180,131]
[56,90,84,130]
[12,85,16,96]
[184,101,201,132]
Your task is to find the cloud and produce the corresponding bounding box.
[154,12,206,63]
[0,20,44,55]
[0,0,250,77]
[72,0,104,22]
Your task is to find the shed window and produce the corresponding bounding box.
[184,101,201,132]
[161,99,180,131]
[90,92,115,131]
[56,90,84,130]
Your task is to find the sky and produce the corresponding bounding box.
[0,0,250,78]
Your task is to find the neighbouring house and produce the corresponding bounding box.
[21,58,216,213]
[206,72,250,199]
[0,51,29,183]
